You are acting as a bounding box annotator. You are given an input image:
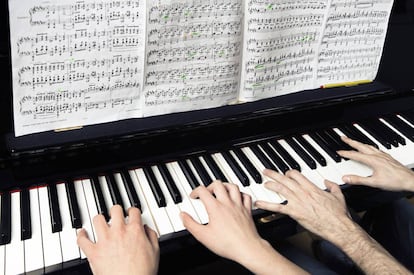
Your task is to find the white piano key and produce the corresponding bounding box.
[212,152,257,203]
[82,179,99,241]
[56,183,80,263]
[166,162,202,223]
[133,168,174,236]
[169,162,209,224]
[38,186,63,268]
[114,173,132,210]
[128,170,158,233]
[278,139,326,190]
[152,166,185,232]
[4,192,25,275]
[73,180,95,259]
[378,119,414,168]
[241,147,285,203]
[198,156,216,180]
[24,188,44,273]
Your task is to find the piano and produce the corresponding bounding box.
[1,1,414,274]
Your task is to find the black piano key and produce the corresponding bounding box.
[324,128,354,151]
[367,119,403,147]
[190,157,213,187]
[0,191,11,245]
[47,183,63,233]
[158,164,182,204]
[285,137,317,169]
[358,121,392,149]
[221,151,250,186]
[202,154,228,182]
[65,181,83,228]
[339,124,379,149]
[383,115,414,142]
[400,110,414,125]
[269,140,301,171]
[20,188,32,240]
[143,167,166,208]
[294,135,326,167]
[90,176,110,222]
[377,118,407,146]
[232,148,262,183]
[249,144,278,171]
[178,159,200,190]
[308,132,342,162]
[260,143,290,173]
[120,170,141,210]
[105,173,126,212]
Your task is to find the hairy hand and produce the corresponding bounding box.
[255,169,354,244]
[338,136,414,192]
[77,205,159,275]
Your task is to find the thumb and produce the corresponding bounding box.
[77,228,94,257]
[325,180,345,201]
[342,175,372,186]
[180,212,206,239]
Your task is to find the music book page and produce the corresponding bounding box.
[8,0,394,137]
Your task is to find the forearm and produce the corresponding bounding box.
[333,219,411,274]
[238,239,309,275]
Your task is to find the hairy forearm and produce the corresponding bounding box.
[333,219,411,275]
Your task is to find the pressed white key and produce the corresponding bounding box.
[299,134,344,185]
[38,186,63,268]
[153,166,185,232]
[134,168,174,236]
[241,147,285,203]
[0,193,4,274]
[128,170,158,233]
[379,118,414,167]
[82,179,99,240]
[73,180,95,259]
[114,173,132,210]
[212,152,257,202]
[24,188,44,273]
[166,162,201,223]
[169,162,209,224]
[56,183,80,262]
[278,139,326,190]
[5,192,25,275]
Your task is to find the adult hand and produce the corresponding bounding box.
[338,136,414,192]
[77,205,159,275]
[181,181,306,275]
[255,169,354,245]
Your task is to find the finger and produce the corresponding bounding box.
[285,170,318,191]
[341,136,378,154]
[223,183,242,205]
[206,180,230,201]
[242,192,252,214]
[190,185,217,210]
[127,207,142,225]
[324,180,345,202]
[144,224,159,249]
[264,180,295,199]
[180,211,207,242]
[92,214,109,239]
[77,228,95,257]
[342,174,374,186]
[254,200,288,215]
[110,204,125,228]
[263,168,286,183]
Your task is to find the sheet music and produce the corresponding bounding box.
[316,0,394,84]
[9,0,146,136]
[143,0,243,116]
[240,0,330,101]
[8,0,394,136]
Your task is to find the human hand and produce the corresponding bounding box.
[338,136,414,192]
[255,169,355,245]
[77,205,159,275]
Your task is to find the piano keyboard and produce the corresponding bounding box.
[1,111,414,274]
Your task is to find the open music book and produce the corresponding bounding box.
[8,0,394,137]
